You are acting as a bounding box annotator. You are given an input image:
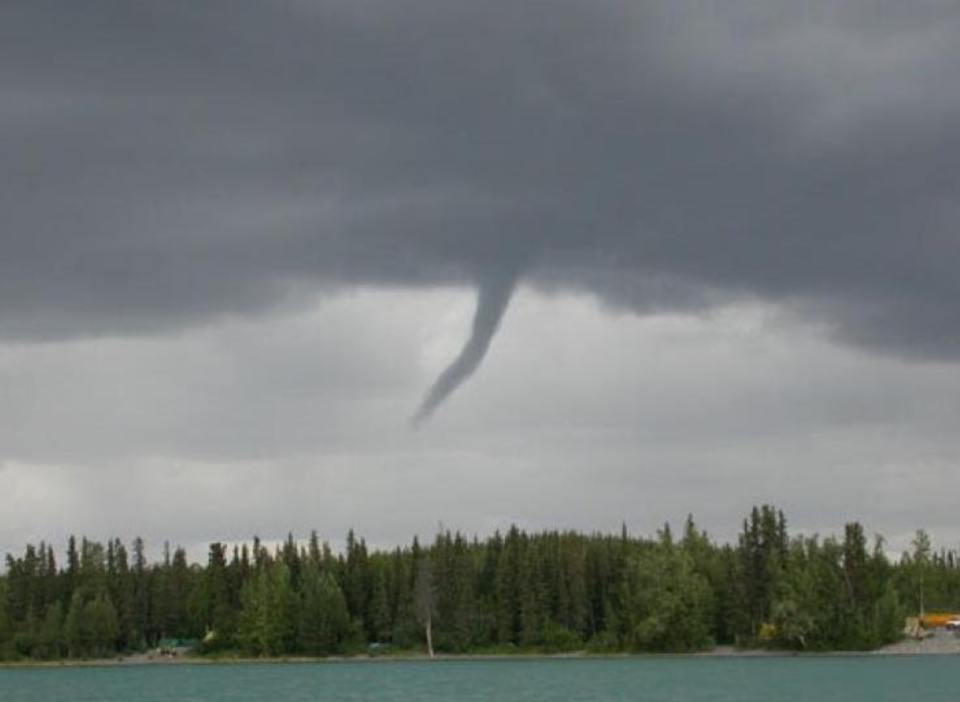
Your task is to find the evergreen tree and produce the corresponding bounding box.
[619,532,713,652]
[64,591,119,658]
[911,529,932,617]
[86,593,120,658]
[367,564,392,644]
[237,562,297,657]
[64,536,80,609]
[343,530,371,638]
[203,543,236,649]
[108,539,137,651]
[298,564,354,655]
[0,512,939,660]
[131,537,151,648]
[0,578,12,660]
[33,602,64,660]
[495,526,523,645]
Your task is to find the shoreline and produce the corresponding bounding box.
[3,639,959,670]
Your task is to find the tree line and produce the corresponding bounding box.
[1,506,957,661]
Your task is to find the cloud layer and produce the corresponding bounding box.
[2,290,959,558]
[3,3,960,552]
[4,1,960,366]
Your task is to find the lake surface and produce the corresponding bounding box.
[0,656,957,702]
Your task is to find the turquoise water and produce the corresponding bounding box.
[0,657,956,701]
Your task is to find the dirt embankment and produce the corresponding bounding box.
[878,629,960,655]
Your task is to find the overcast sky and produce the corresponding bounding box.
[3,1,960,560]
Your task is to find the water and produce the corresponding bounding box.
[0,656,956,702]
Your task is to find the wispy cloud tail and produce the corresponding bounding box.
[412,274,518,426]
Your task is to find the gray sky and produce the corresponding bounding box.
[2,1,960,559]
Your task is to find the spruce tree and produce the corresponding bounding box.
[298,564,353,655]
[0,578,12,660]
[33,602,64,660]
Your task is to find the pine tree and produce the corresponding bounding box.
[298,564,353,655]
[343,530,371,638]
[519,540,545,647]
[33,602,64,660]
[367,564,392,644]
[64,590,84,658]
[65,536,80,607]
[204,543,236,649]
[0,512,943,660]
[495,526,523,645]
[109,539,137,651]
[0,578,12,660]
[619,532,713,653]
[131,537,151,648]
[63,590,118,658]
[86,593,120,658]
[238,561,298,657]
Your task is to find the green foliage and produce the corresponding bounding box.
[202,543,237,651]
[875,581,906,645]
[619,535,714,653]
[431,532,477,652]
[298,565,354,656]
[539,621,581,653]
[766,528,906,652]
[584,629,619,653]
[237,563,298,657]
[65,591,119,658]
[735,505,788,641]
[0,580,12,661]
[32,602,65,660]
[2,508,958,662]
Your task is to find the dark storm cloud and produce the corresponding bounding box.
[4,0,960,367]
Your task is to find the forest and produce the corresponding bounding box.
[1,505,958,661]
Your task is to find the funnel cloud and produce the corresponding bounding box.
[413,273,518,425]
[5,0,960,559]
[3,1,960,417]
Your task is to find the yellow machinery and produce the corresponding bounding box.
[920,613,960,629]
